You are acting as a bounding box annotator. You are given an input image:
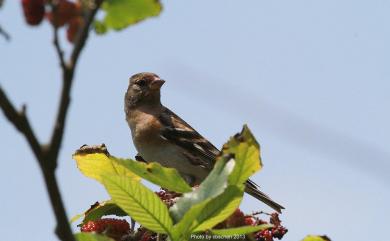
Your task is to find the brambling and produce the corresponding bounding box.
[124,72,284,213]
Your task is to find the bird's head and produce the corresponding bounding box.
[125,72,165,109]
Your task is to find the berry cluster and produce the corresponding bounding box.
[253,213,288,241]
[21,0,84,43]
[155,188,182,207]
[80,218,131,241]
[212,209,287,241]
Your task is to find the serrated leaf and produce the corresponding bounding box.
[302,235,331,241]
[73,153,139,184]
[102,175,173,236]
[75,233,114,241]
[96,0,162,33]
[116,158,191,193]
[222,125,261,186]
[211,224,273,235]
[71,200,127,224]
[173,186,243,240]
[169,157,235,222]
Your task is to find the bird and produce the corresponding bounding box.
[124,72,284,213]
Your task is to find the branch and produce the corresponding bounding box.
[53,26,66,71]
[1,1,105,241]
[0,86,43,161]
[48,0,104,165]
[69,0,104,68]
[0,24,10,41]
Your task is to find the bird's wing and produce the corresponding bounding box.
[158,108,284,212]
[158,107,220,170]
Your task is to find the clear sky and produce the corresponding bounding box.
[1,1,389,240]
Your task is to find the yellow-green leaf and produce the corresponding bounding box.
[73,144,190,192]
[73,152,139,184]
[302,235,331,241]
[116,158,192,193]
[103,175,173,236]
[96,0,162,33]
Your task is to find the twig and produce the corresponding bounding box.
[0,87,43,162]
[48,0,103,165]
[53,27,67,71]
[69,0,104,68]
[0,24,10,41]
[0,1,104,241]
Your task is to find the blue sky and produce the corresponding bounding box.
[1,0,389,240]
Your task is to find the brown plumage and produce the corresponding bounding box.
[124,72,284,213]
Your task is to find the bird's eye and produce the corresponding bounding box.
[136,79,146,86]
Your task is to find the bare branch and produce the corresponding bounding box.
[0,86,43,161]
[1,1,105,240]
[47,0,104,164]
[69,0,104,68]
[0,24,10,41]
[53,26,67,71]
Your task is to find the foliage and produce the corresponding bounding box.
[94,0,162,34]
[301,235,331,241]
[72,126,290,241]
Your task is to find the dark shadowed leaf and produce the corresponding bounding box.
[71,200,127,225]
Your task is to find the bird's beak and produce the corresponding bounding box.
[150,79,165,90]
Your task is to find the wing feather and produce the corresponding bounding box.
[158,108,219,170]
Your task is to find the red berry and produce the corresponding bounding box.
[66,16,83,43]
[244,217,255,226]
[226,209,246,227]
[21,0,45,25]
[47,0,78,27]
[80,218,130,240]
[256,230,273,241]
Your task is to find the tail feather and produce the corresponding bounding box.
[245,180,284,213]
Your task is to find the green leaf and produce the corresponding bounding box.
[173,186,243,240]
[73,152,139,184]
[71,200,127,224]
[94,21,108,35]
[169,157,235,222]
[211,224,273,235]
[102,175,173,236]
[192,185,243,232]
[302,235,331,241]
[116,158,192,193]
[96,0,162,33]
[222,125,261,186]
[73,149,190,193]
[75,233,114,241]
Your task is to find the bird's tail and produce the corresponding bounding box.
[245,179,284,213]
